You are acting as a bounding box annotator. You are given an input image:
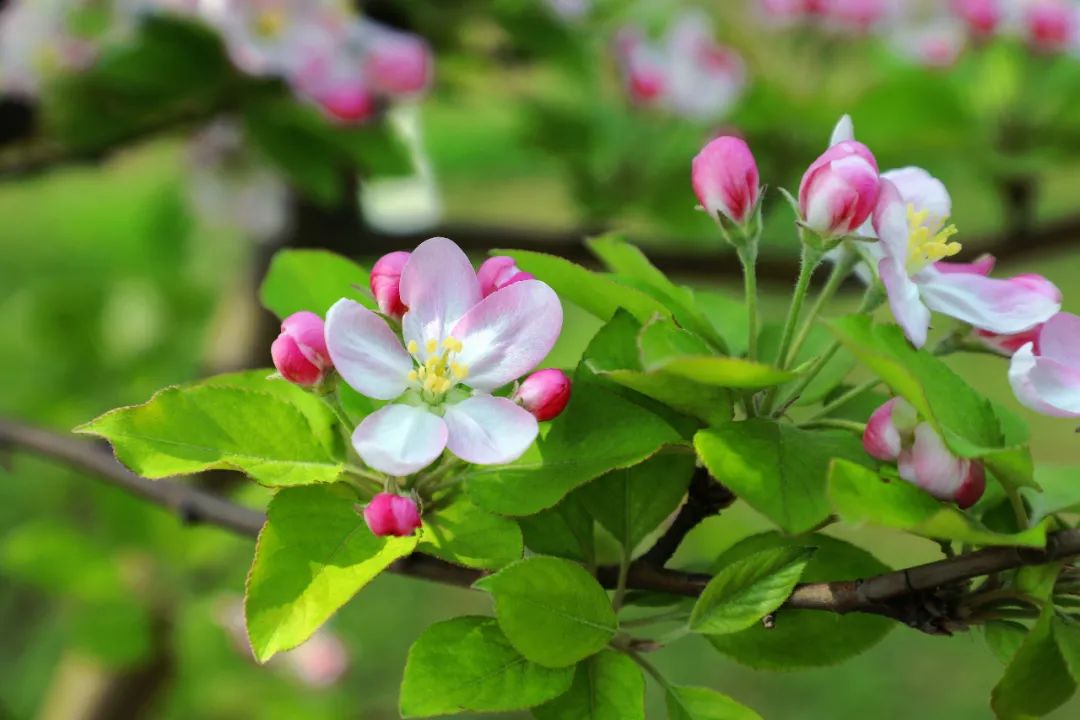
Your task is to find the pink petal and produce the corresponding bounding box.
[691,136,760,224]
[917,269,1061,336]
[399,237,482,360]
[443,395,539,466]
[879,257,931,348]
[353,404,448,475]
[1035,312,1080,364]
[863,398,902,461]
[881,167,951,230]
[451,280,563,392]
[872,179,911,261]
[899,423,968,502]
[935,254,996,276]
[325,299,411,400]
[1009,343,1080,418]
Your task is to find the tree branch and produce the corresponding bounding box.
[3,417,1078,633]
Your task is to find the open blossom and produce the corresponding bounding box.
[798,118,880,239]
[272,311,333,386]
[952,0,1002,36]
[0,0,97,98]
[873,179,1061,348]
[476,257,534,298]
[822,0,892,33]
[1023,0,1078,52]
[363,493,423,537]
[692,136,760,226]
[325,237,562,475]
[863,398,986,508]
[1009,313,1080,418]
[513,369,572,421]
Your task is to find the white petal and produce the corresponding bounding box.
[882,167,951,230]
[917,270,1061,335]
[443,395,539,466]
[1038,312,1080,364]
[829,114,855,146]
[352,404,448,475]
[325,299,411,400]
[872,180,911,262]
[879,257,930,348]
[451,280,563,391]
[399,237,482,359]
[902,423,966,501]
[1009,343,1080,418]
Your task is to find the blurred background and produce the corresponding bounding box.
[2,0,1080,718]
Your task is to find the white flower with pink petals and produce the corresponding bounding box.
[1008,313,1080,418]
[325,237,563,476]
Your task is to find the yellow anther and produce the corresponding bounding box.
[254,10,284,37]
[407,340,418,354]
[905,204,962,271]
[407,370,418,383]
[451,362,469,379]
[443,337,463,353]
[425,339,438,354]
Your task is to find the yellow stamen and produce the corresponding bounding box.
[407,370,418,383]
[443,337,463,353]
[425,339,438,355]
[254,10,284,38]
[906,204,961,271]
[407,340,418,354]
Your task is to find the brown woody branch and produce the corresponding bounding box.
[3,418,1079,633]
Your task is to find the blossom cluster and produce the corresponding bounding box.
[614,9,747,121]
[692,113,1075,506]
[759,0,1080,68]
[0,0,433,124]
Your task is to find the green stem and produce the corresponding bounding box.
[1006,487,1031,530]
[612,548,631,614]
[785,248,857,367]
[626,650,670,690]
[798,378,881,425]
[737,245,760,417]
[798,418,866,434]
[620,609,690,629]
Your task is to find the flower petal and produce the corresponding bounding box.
[899,423,967,502]
[935,254,996,276]
[399,237,482,359]
[879,257,931,347]
[443,395,539,466]
[352,404,448,475]
[917,269,1061,335]
[1036,312,1080,364]
[1009,342,1080,418]
[881,166,951,230]
[451,279,563,391]
[325,299,411,400]
[872,179,910,261]
[829,114,855,146]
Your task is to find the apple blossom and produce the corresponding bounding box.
[513,369,572,421]
[325,237,563,475]
[284,630,349,688]
[1008,312,1080,418]
[952,0,1002,36]
[862,397,986,508]
[1023,0,1077,53]
[798,127,880,239]
[272,311,333,387]
[823,0,891,33]
[477,256,534,298]
[371,251,411,319]
[361,23,432,98]
[873,179,1061,348]
[692,136,761,226]
[363,493,423,537]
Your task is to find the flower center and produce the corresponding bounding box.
[406,336,469,404]
[254,10,285,38]
[906,203,961,272]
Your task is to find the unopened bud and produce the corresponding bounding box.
[692,136,760,226]
[272,311,332,387]
[370,251,411,318]
[798,140,880,239]
[363,493,422,537]
[477,256,534,298]
[513,369,572,421]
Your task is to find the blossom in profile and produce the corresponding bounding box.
[798,119,880,239]
[272,311,333,387]
[476,256,534,298]
[363,493,423,537]
[325,237,563,475]
[1009,313,1080,418]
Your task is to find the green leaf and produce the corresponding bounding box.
[828,460,1048,548]
[400,616,574,717]
[498,250,670,324]
[1055,618,1080,684]
[260,249,374,319]
[985,621,1029,665]
[419,492,523,570]
[245,485,416,662]
[690,546,814,635]
[666,686,763,720]
[518,495,596,563]
[1023,466,1080,524]
[991,611,1076,719]
[694,421,869,534]
[696,290,749,357]
[707,533,893,669]
[533,650,645,720]
[199,369,340,439]
[76,384,344,487]
[475,556,618,668]
[576,453,694,557]
[759,323,855,406]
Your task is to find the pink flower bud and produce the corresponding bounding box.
[825,0,889,33]
[366,32,432,98]
[477,256,534,298]
[370,251,410,318]
[272,311,332,387]
[952,0,1002,36]
[692,136,760,225]
[318,83,376,124]
[363,493,422,537]
[898,423,985,509]
[798,140,880,238]
[975,325,1043,356]
[286,631,349,688]
[862,398,902,461]
[1024,0,1077,52]
[513,369,572,422]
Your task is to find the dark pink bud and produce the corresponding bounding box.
[370,251,411,318]
[1024,0,1076,52]
[863,398,902,461]
[692,136,760,225]
[477,256,534,298]
[366,32,432,97]
[513,369,572,421]
[363,493,422,537]
[272,311,331,387]
[318,83,376,124]
[952,0,1002,36]
[954,462,986,510]
[798,140,880,238]
[898,423,984,508]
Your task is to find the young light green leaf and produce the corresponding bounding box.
[245,485,416,663]
[598,369,734,426]
[666,686,763,720]
[259,248,374,319]
[991,611,1076,719]
[497,249,671,324]
[1055,618,1080,684]
[400,616,574,718]
[1023,466,1080,524]
[828,460,1048,548]
[690,546,814,635]
[76,385,344,487]
[707,533,893,669]
[696,290,749,356]
[418,492,523,570]
[532,650,645,720]
[694,421,869,534]
[475,556,618,668]
[576,453,694,557]
[759,323,855,406]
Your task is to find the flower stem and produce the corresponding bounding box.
[612,548,632,614]
[785,247,856,367]
[620,608,690,629]
[626,650,670,690]
[737,244,760,417]
[797,418,867,434]
[1006,487,1031,530]
[798,378,881,425]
